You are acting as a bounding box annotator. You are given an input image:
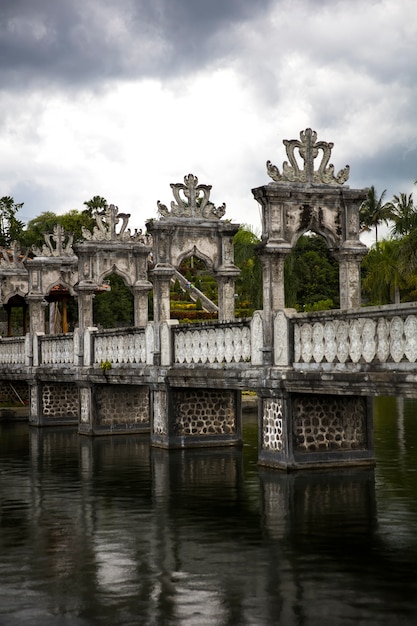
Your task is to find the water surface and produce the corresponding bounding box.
[0,398,417,625]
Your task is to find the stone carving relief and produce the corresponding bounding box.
[0,241,29,268]
[32,224,75,257]
[81,204,150,242]
[266,128,350,185]
[157,174,226,219]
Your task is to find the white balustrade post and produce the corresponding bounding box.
[250,311,264,365]
[145,322,155,365]
[273,310,294,366]
[160,320,179,366]
[83,327,98,367]
[33,332,44,367]
[25,333,31,366]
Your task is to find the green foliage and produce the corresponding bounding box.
[0,196,25,246]
[93,273,133,328]
[362,239,404,305]
[233,225,262,313]
[21,209,94,248]
[359,186,393,243]
[390,193,416,237]
[58,209,95,241]
[83,195,108,217]
[285,234,339,310]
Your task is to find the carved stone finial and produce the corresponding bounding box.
[0,241,29,268]
[32,224,74,257]
[81,203,149,243]
[157,174,226,220]
[266,128,350,185]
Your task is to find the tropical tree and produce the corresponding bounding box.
[0,196,25,246]
[389,192,416,237]
[284,233,339,310]
[359,186,393,243]
[362,239,404,304]
[93,273,133,328]
[83,195,108,217]
[20,211,59,247]
[233,225,262,313]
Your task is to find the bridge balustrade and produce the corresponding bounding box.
[171,312,264,365]
[292,303,417,369]
[0,337,27,365]
[91,327,148,366]
[39,334,75,365]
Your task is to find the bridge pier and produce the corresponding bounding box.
[29,379,79,427]
[151,387,242,449]
[78,382,151,436]
[258,390,374,470]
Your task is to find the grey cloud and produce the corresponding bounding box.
[0,0,275,89]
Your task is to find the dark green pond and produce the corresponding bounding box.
[0,397,416,625]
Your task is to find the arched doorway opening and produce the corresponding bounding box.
[170,254,218,323]
[2,294,28,336]
[284,231,340,311]
[45,284,78,334]
[93,273,134,329]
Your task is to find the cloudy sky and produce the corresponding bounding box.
[1,0,416,240]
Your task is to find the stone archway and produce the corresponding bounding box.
[252,128,367,326]
[146,174,240,325]
[74,204,153,330]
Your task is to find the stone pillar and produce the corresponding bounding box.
[256,245,291,363]
[133,281,152,327]
[76,288,95,330]
[336,245,367,310]
[150,265,175,324]
[26,295,47,335]
[217,273,239,321]
[78,383,94,435]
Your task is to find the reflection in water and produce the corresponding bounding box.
[0,398,417,624]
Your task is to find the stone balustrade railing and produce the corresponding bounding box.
[91,327,149,366]
[0,336,27,365]
[171,312,264,365]
[39,334,75,365]
[291,303,417,368]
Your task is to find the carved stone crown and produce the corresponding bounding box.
[32,224,75,257]
[81,204,149,243]
[157,174,226,220]
[0,241,29,268]
[266,128,350,186]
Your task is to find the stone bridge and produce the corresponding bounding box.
[0,128,413,470]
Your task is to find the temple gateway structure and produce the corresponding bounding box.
[0,129,388,472]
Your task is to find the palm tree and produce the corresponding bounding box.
[390,192,416,237]
[83,196,108,217]
[362,239,404,304]
[359,187,393,243]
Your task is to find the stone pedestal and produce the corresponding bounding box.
[29,379,79,427]
[258,391,374,470]
[151,387,242,449]
[78,382,150,436]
